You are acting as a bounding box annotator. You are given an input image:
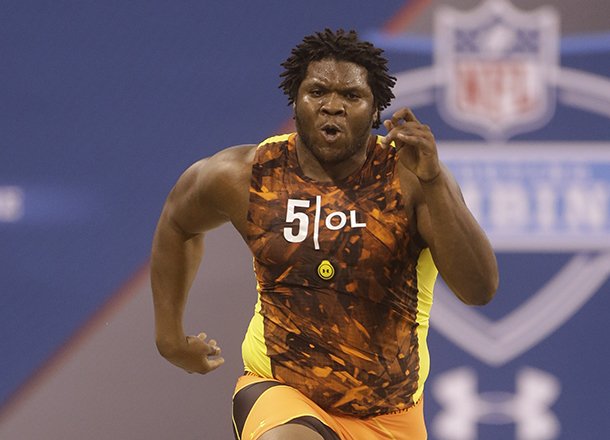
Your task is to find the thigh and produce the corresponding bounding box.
[333,398,427,440]
[258,424,324,440]
[232,374,341,440]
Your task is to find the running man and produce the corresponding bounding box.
[151,29,499,440]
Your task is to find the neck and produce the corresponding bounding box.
[295,135,373,182]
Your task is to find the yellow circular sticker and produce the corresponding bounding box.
[317,260,335,280]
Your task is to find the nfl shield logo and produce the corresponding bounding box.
[435,0,560,140]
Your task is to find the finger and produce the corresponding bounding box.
[205,357,225,372]
[401,108,420,124]
[389,108,409,126]
[206,343,221,356]
[396,133,433,155]
[187,334,215,355]
[383,125,418,148]
[188,354,224,375]
[390,112,404,127]
[390,108,420,126]
[380,121,393,149]
[396,131,429,146]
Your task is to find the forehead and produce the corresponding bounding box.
[302,58,370,88]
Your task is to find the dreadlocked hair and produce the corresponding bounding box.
[279,29,396,128]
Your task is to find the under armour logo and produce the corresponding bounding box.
[432,367,561,440]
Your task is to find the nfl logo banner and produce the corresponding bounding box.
[435,0,559,141]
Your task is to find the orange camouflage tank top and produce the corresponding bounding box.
[241,133,437,418]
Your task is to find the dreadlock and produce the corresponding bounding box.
[279,29,396,128]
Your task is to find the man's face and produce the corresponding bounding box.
[294,58,376,165]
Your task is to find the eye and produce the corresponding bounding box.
[310,89,324,97]
[346,92,360,100]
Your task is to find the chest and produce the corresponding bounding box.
[248,173,414,277]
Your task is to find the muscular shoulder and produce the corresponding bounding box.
[193,144,256,191]
[168,144,256,234]
[194,143,255,212]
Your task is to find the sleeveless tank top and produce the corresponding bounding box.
[241,133,437,417]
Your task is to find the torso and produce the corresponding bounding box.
[238,133,437,418]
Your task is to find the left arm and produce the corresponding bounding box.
[416,164,498,304]
[382,108,499,305]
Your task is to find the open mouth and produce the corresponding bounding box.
[320,124,342,141]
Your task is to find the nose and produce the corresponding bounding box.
[321,93,345,116]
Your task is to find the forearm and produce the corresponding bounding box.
[420,171,499,305]
[151,217,204,354]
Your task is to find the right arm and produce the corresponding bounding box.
[151,146,252,374]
